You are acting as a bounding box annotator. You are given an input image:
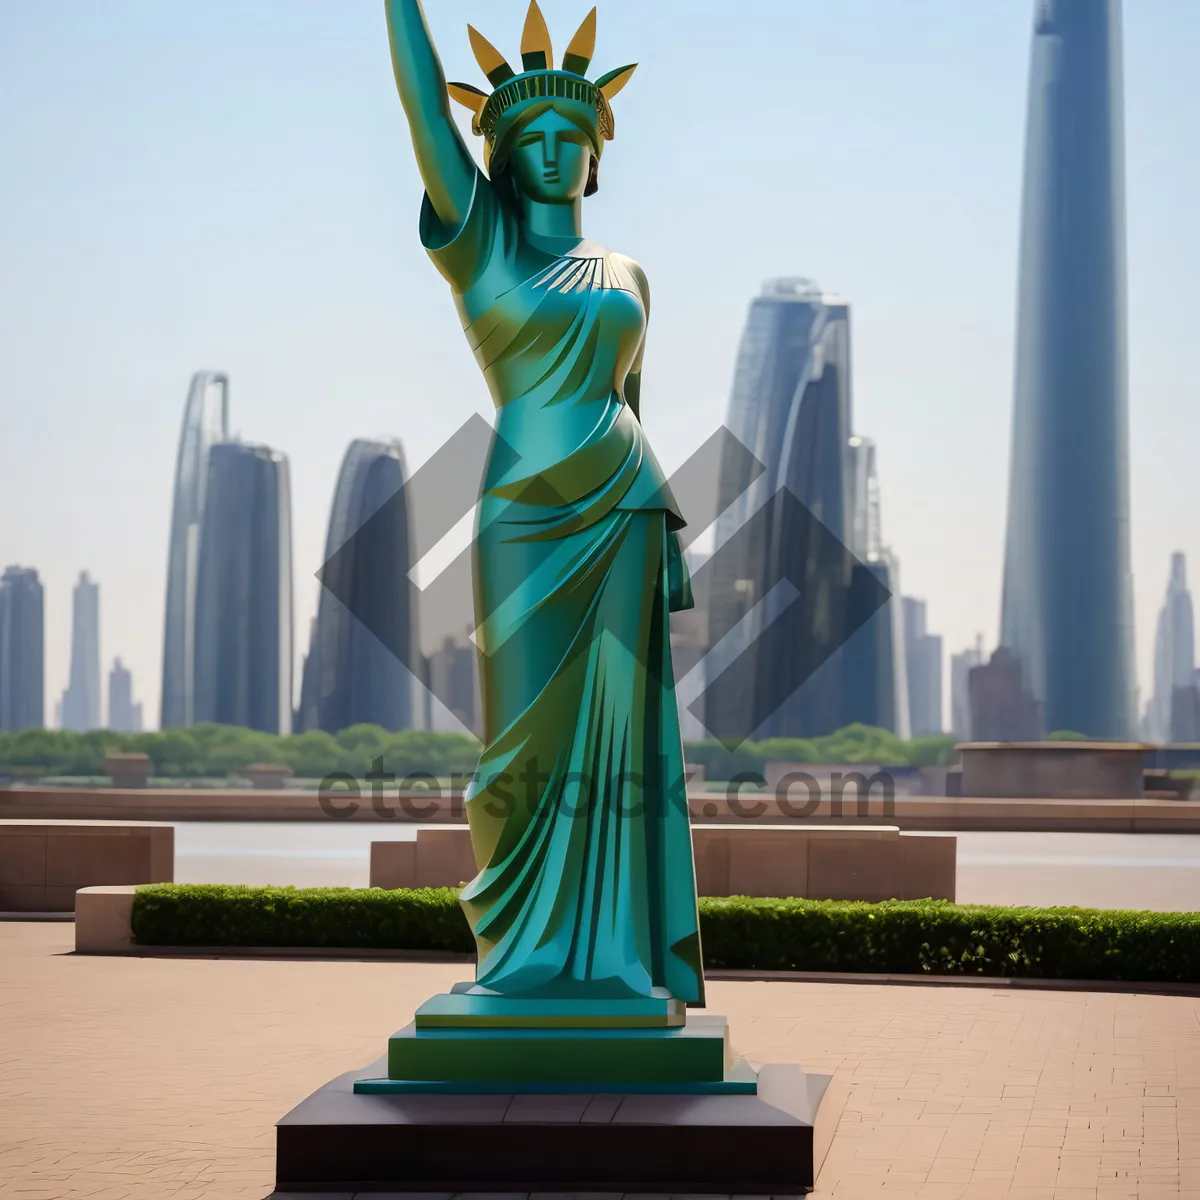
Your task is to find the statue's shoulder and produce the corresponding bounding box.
[606,251,649,303]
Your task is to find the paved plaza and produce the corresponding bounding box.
[2,921,1199,1199]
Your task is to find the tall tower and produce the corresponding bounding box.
[296,439,421,734]
[1147,553,1197,743]
[0,566,45,732]
[1000,0,1134,736]
[61,571,101,731]
[161,371,229,729]
[192,442,294,734]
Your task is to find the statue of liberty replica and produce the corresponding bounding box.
[382,0,706,1025]
[277,6,826,1191]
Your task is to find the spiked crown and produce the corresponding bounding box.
[446,2,637,170]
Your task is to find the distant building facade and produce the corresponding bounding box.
[950,635,985,739]
[296,439,420,735]
[903,597,944,737]
[1146,553,1196,744]
[427,631,480,736]
[60,570,101,731]
[161,371,230,728]
[0,566,45,732]
[192,442,294,734]
[999,0,1135,737]
[705,279,907,741]
[969,646,1044,742]
[107,658,143,733]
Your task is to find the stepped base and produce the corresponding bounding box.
[277,1055,832,1194]
[379,1013,732,1086]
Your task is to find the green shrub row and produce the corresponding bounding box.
[130,885,1200,983]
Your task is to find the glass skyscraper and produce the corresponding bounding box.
[107,658,143,734]
[1000,0,1135,737]
[60,570,101,731]
[161,371,230,728]
[296,439,421,734]
[705,280,907,740]
[192,442,294,734]
[0,566,45,732]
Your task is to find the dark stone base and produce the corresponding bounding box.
[276,1055,831,1194]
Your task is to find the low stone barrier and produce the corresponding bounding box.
[0,820,173,912]
[370,824,956,902]
[75,885,137,952]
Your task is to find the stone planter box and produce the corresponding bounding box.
[106,752,151,789]
[0,820,173,912]
[245,763,294,791]
[958,741,1147,799]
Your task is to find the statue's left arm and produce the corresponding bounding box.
[624,262,650,424]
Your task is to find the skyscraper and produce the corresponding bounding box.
[192,442,294,733]
[60,571,101,731]
[1146,553,1197,744]
[999,0,1134,737]
[0,566,45,732]
[705,280,905,740]
[297,439,421,734]
[904,597,944,737]
[161,371,230,728]
[950,635,985,739]
[108,658,143,734]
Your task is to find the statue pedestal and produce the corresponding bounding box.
[276,1054,832,1194]
[276,987,834,1193]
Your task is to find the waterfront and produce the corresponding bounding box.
[172,823,1200,911]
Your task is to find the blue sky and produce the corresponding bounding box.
[1,1,1197,728]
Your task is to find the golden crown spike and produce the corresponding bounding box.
[447,2,637,162]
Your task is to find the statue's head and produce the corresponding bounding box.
[447,3,636,202]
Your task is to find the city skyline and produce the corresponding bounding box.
[2,1,1197,730]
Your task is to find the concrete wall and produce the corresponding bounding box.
[958,743,1146,800]
[0,821,173,912]
[370,825,956,902]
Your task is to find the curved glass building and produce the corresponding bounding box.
[160,371,229,729]
[705,280,907,740]
[192,443,294,734]
[296,439,420,734]
[1000,0,1135,736]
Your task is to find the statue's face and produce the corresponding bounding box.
[506,109,593,204]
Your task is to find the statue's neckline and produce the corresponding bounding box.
[524,232,606,261]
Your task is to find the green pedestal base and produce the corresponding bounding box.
[388,1013,730,1083]
[416,987,686,1029]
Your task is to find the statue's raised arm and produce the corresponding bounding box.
[384,0,477,228]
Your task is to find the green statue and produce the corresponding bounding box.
[385,0,704,1014]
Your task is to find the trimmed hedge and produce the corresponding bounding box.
[130,885,1200,983]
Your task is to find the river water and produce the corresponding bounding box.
[171,824,1200,912]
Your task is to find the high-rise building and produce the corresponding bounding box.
[107,658,143,734]
[297,439,421,735]
[192,442,294,733]
[1145,553,1196,744]
[426,631,480,736]
[0,566,45,732]
[950,635,985,739]
[999,0,1134,737]
[161,371,230,729]
[970,647,1044,742]
[60,571,101,731]
[704,280,906,740]
[904,597,944,737]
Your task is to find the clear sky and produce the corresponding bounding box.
[1,0,1196,730]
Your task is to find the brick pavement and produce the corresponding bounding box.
[2,921,1198,1199]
